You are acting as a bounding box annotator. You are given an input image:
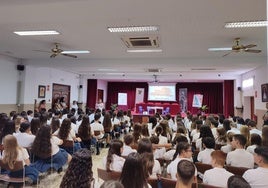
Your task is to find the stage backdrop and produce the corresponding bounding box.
[176,82,224,114]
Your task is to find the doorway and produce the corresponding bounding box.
[52,84,71,109]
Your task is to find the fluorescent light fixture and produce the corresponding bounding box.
[14,30,60,36]
[127,49,162,53]
[97,68,116,71]
[242,77,254,88]
[225,21,268,28]
[208,48,232,51]
[106,72,124,75]
[61,50,90,54]
[108,26,158,33]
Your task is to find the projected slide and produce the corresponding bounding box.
[148,85,176,101]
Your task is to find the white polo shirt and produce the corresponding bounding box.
[243,167,268,188]
[226,149,254,168]
[203,167,234,187]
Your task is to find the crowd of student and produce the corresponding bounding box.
[0,103,268,187]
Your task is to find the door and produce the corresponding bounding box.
[52,84,71,109]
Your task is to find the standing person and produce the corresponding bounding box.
[2,135,39,184]
[60,149,95,188]
[71,100,78,111]
[95,99,105,110]
[263,103,268,125]
[38,100,46,112]
[91,113,104,155]
[60,97,67,110]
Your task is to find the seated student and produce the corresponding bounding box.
[228,175,251,188]
[203,150,234,187]
[243,146,268,187]
[210,119,219,139]
[100,180,124,188]
[246,133,262,155]
[155,126,168,144]
[248,120,262,137]
[60,149,95,188]
[197,137,215,164]
[120,152,151,188]
[191,120,202,142]
[31,126,71,173]
[167,142,196,180]
[227,122,240,134]
[150,135,166,159]
[196,125,214,151]
[122,134,136,157]
[176,160,196,188]
[2,135,39,185]
[137,138,161,178]
[215,127,227,145]
[221,132,234,154]
[103,139,125,172]
[13,122,35,148]
[226,134,254,168]
[163,134,188,160]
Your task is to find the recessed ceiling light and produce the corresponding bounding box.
[208,48,232,51]
[127,49,162,53]
[224,21,268,28]
[97,68,117,71]
[61,50,90,54]
[108,26,159,33]
[13,30,60,36]
[106,72,125,75]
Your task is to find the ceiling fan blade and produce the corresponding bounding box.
[61,53,77,58]
[243,44,257,49]
[244,49,261,53]
[33,50,51,53]
[50,53,57,58]
[222,51,232,57]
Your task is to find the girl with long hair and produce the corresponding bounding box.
[120,152,150,188]
[31,126,71,173]
[196,125,214,151]
[77,115,92,149]
[102,112,113,143]
[30,117,41,135]
[2,135,39,184]
[103,139,125,172]
[50,116,60,134]
[0,120,15,143]
[60,149,94,188]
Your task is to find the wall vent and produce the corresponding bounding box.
[146,68,161,73]
[121,35,159,48]
[191,68,216,71]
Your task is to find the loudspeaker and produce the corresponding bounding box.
[17,65,25,71]
[237,87,241,91]
[79,85,83,89]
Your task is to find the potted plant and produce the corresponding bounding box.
[199,105,208,114]
[110,103,118,111]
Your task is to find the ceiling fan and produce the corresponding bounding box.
[150,74,159,83]
[209,38,261,57]
[35,43,77,58]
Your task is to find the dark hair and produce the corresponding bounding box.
[211,120,219,128]
[216,127,227,143]
[124,134,134,146]
[141,123,149,137]
[31,126,52,159]
[140,152,154,178]
[30,117,41,135]
[50,117,60,134]
[202,137,215,149]
[106,139,123,172]
[177,160,195,185]
[39,112,48,126]
[173,142,191,160]
[133,123,142,143]
[233,134,247,147]
[172,134,188,145]
[78,115,91,141]
[262,126,268,146]
[155,126,163,137]
[150,135,159,144]
[60,149,93,188]
[250,133,262,146]
[247,120,257,127]
[103,113,112,132]
[0,120,15,142]
[100,180,124,188]
[94,113,101,121]
[120,152,148,188]
[149,116,157,130]
[254,146,268,163]
[199,125,214,139]
[19,122,31,133]
[227,175,251,188]
[58,118,71,140]
[137,138,153,154]
[27,110,33,116]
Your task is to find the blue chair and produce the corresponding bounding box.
[164,107,170,114]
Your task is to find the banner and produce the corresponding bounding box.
[179,88,187,112]
[192,94,203,108]
[118,93,127,105]
[135,88,145,104]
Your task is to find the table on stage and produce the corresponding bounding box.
[135,102,180,115]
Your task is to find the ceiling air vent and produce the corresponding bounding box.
[191,68,216,71]
[146,68,161,73]
[121,35,159,48]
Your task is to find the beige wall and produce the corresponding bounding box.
[0,104,18,114]
[256,108,266,129]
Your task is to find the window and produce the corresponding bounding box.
[242,77,254,89]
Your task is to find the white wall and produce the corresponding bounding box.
[0,55,18,104]
[22,65,80,106]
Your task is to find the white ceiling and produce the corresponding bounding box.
[0,0,266,82]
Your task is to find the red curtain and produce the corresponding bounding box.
[224,80,234,117]
[106,82,148,111]
[86,79,97,109]
[176,83,223,114]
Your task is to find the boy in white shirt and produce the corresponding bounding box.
[122,134,136,157]
[197,137,215,164]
